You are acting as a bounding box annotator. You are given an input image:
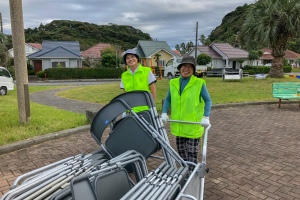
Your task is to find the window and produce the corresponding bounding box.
[158,60,165,67]
[52,62,66,68]
[166,59,174,67]
[176,59,182,63]
[0,69,10,77]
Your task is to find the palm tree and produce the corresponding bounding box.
[180,42,187,55]
[199,34,206,45]
[175,44,180,52]
[154,53,161,68]
[241,0,300,78]
[153,53,161,77]
[187,41,194,52]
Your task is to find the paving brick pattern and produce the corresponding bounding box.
[1,104,300,199]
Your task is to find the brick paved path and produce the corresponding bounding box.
[1,104,300,199]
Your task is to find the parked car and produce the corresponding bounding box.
[0,67,14,95]
[163,57,207,80]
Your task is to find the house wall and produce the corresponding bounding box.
[188,49,224,69]
[8,44,39,57]
[140,50,174,68]
[25,45,39,56]
[150,50,174,67]
[42,59,81,70]
[42,60,51,70]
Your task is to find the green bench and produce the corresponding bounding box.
[272,82,300,108]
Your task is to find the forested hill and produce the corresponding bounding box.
[23,20,152,51]
[208,3,249,45]
[207,3,300,53]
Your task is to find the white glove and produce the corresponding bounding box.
[200,116,210,126]
[122,112,127,118]
[161,113,169,123]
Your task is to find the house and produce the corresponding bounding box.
[134,40,179,68]
[80,43,111,59]
[8,43,42,58]
[27,41,83,73]
[187,43,249,69]
[173,50,181,57]
[258,48,300,67]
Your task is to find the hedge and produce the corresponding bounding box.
[242,65,292,74]
[37,67,127,79]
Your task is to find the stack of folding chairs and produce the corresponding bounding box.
[1,91,211,200]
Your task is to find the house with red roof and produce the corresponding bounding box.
[80,43,112,67]
[80,43,111,59]
[258,48,300,67]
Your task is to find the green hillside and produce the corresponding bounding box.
[207,3,300,53]
[6,20,152,51]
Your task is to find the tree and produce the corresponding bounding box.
[175,44,180,52]
[0,33,8,66]
[187,41,194,52]
[100,47,115,56]
[248,50,259,66]
[241,0,300,77]
[98,46,121,68]
[199,34,206,45]
[153,53,161,67]
[288,38,300,54]
[101,54,117,68]
[197,53,211,65]
[180,42,187,55]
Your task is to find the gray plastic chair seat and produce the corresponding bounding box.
[94,169,132,200]
[106,115,157,159]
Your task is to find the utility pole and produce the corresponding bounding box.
[194,21,198,60]
[0,13,3,33]
[9,0,31,124]
[115,44,118,68]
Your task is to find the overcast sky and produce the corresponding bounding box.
[1,0,255,49]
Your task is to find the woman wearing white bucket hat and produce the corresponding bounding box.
[120,49,157,112]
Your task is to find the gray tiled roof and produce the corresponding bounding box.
[211,43,248,59]
[27,41,81,58]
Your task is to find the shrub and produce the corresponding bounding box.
[36,70,46,78]
[242,65,292,74]
[244,70,255,75]
[42,67,126,79]
[197,53,211,65]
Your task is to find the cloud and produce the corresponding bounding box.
[1,0,255,49]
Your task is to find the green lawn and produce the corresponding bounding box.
[0,75,299,146]
[58,76,299,112]
[0,86,88,146]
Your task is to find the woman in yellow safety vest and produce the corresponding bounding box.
[120,49,157,112]
[161,56,212,171]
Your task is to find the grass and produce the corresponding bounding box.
[1,75,299,146]
[0,86,88,146]
[58,75,300,111]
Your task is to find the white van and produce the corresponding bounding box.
[0,67,14,95]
